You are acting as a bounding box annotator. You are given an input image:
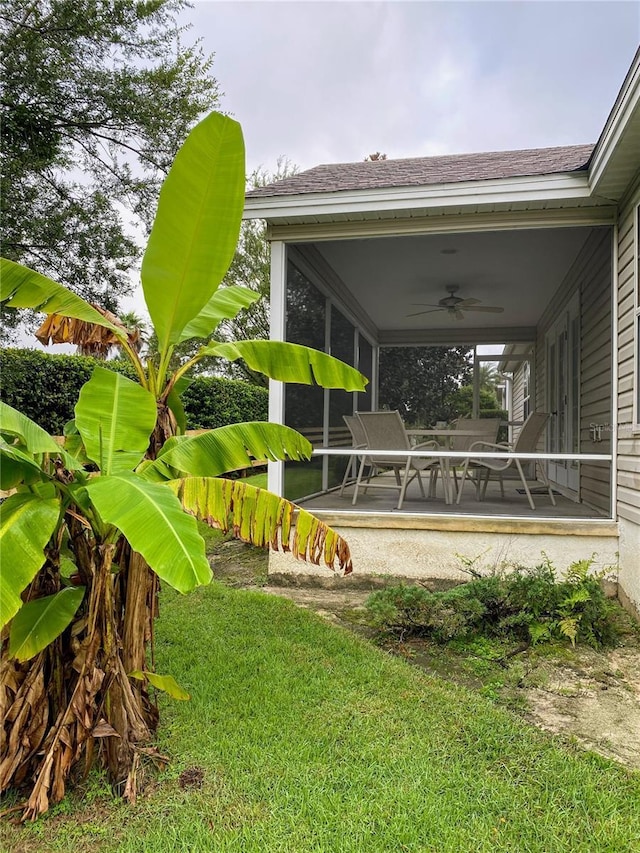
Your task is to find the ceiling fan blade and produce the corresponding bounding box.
[409,303,442,308]
[406,307,444,317]
[462,305,504,313]
[457,298,482,307]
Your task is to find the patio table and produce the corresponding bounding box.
[406,428,485,439]
[406,428,491,502]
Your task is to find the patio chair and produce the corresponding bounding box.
[352,410,442,510]
[446,417,502,499]
[455,412,556,510]
[339,414,370,496]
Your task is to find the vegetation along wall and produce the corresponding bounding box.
[0,349,268,435]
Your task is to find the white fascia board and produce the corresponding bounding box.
[589,52,640,195]
[243,172,593,222]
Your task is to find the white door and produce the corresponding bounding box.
[546,295,580,492]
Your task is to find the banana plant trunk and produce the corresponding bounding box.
[120,402,176,689]
[0,405,177,819]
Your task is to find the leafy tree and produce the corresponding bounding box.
[215,157,299,385]
[446,383,508,442]
[447,385,507,420]
[0,112,366,819]
[378,346,472,426]
[0,0,220,339]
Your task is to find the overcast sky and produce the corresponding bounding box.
[177,0,640,176]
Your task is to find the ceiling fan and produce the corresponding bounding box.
[407,285,505,321]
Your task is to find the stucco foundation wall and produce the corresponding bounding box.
[270,525,619,582]
[618,517,640,616]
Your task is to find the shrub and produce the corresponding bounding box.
[181,375,267,428]
[0,349,268,434]
[365,559,619,648]
[0,349,124,434]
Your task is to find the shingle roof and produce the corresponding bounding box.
[247,144,595,198]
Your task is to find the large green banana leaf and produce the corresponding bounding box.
[0,440,45,489]
[0,402,82,475]
[1,401,68,455]
[200,340,368,391]
[86,474,212,593]
[144,422,312,480]
[141,112,246,350]
[9,587,85,662]
[74,367,157,474]
[0,493,61,629]
[178,285,260,343]
[168,477,353,575]
[0,258,125,339]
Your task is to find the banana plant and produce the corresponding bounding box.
[0,111,367,820]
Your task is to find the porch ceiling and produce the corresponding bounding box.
[294,225,606,340]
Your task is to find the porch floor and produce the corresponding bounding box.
[298,473,609,521]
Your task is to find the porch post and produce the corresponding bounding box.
[611,223,619,520]
[353,327,359,414]
[372,345,380,411]
[268,240,286,495]
[322,297,331,491]
[472,346,480,418]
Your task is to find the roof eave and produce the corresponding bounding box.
[243,172,594,222]
[588,48,640,200]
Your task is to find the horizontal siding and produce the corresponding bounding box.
[617,485,640,525]
[618,470,639,489]
[581,381,613,408]
[511,363,526,422]
[618,372,634,394]
[619,405,634,424]
[582,464,612,484]
[582,333,612,361]
[618,323,635,348]
[579,229,612,513]
[617,245,634,288]
[618,440,640,465]
[582,359,612,383]
[616,186,639,525]
[619,388,635,410]
[618,288,635,317]
[535,227,613,514]
[581,461,612,511]
[618,341,634,374]
[618,449,640,468]
[618,503,640,525]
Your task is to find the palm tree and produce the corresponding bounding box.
[117,310,148,354]
[478,361,500,394]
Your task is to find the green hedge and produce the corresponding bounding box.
[0,349,267,435]
[181,376,267,429]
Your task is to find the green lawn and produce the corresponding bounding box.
[3,581,640,852]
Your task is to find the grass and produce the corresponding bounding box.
[3,580,640,852]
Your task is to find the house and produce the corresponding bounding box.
[243,49,640,617]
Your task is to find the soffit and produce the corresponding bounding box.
[293,225,607,337]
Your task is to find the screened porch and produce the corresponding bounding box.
[267,219,616,525]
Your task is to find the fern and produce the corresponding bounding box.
[365,560,621,649]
